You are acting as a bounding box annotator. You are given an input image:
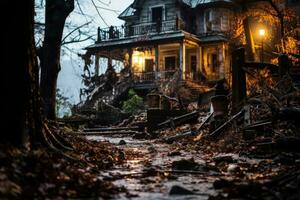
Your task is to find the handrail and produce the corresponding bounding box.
[97,19,181,42]
[132,70,176,82]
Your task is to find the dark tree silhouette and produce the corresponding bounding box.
[1,0,43,147]
[40,0,74,120]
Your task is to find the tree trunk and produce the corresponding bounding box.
[40,0,74,120]
[1,0,43,147]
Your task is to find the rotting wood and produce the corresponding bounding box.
[83,126,140,132]
[242,120,272,130]
[157,110,200,129]
[77,131,141,136]
[163,112,213,143]
[232,48,247,114]
[209,109,244,138]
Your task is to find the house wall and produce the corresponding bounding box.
[201,43,230,80]
[159,49,179,71]
[137,0,177,23]
[195,7,233,35]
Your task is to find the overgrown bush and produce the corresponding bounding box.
[122,89,144,113]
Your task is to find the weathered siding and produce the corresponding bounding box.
[195,7,233,34]
[137,0,177,23]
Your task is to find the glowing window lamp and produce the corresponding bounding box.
[132,51,145,72]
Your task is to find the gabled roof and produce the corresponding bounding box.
[118,4,136,20]
[182,0,233,8]
[132,0,145,8]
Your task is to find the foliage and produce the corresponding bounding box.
[122,89,144,113]
[232,0,300,54]
[56,89,73,118]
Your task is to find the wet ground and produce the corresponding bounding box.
[86,135,221,199]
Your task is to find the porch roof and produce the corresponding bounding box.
[199,34,228,43]
[86,31,200,52]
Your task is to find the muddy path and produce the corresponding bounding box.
[86,135,223,199]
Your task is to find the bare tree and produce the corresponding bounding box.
[1,0,43,147]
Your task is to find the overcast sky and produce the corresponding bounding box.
[57,0,134,105]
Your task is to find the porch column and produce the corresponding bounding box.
[219,43,225,79]
[155,45,159,79]
[196,45,201,81]
[179,41,186,80]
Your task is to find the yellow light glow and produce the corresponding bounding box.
[139,57,143,65]
[259,29,266,37]
[132,51,144,71]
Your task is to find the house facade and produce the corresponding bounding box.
[86,0,236,83]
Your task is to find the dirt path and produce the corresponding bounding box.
[86,135,220,199]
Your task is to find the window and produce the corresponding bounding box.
[205,10,212,32]
[207,53,219,73]
[165,56,176,71]
[151,7,163,23]
[145,59,154,72]
[151,6,164,32]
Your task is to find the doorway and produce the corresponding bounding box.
[152,7,163,32]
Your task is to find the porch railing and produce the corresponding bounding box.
[133,70,176,82]
[97,19,184,42]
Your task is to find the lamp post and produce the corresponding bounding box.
[259,29,266,63]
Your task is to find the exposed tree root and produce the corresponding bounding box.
[43,123,73,151]
[41,123,78,163]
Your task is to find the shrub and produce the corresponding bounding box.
[122,89,144,113]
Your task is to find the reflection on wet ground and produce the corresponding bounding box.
[87,135,218,199]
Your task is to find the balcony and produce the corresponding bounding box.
[96,19,184,42]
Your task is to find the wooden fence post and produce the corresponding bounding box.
[278,54,290,77]
[232,48,247,114]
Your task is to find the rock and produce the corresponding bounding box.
[213,154,234,164]
[169,185,195,195]
[118,140,126,145]
[227,164,240,174]
[142,167,158,177]
[213,179,234,189]
[118,151,126,160]
[172,158,201,171]
[168,151,181,157]
[147,145,157,153]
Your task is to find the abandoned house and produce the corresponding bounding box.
[85,0,236,86]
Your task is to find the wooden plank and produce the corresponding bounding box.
[83,126,140,132]
[231,48,246,114]
[76,131,141,136]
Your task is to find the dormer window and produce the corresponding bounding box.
[152,6,163,23]
[149,5,165,22]
[204,10,212,32]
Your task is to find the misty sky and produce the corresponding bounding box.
[57,0,133,105]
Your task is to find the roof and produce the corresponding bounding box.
[199,34,228,43]
[182,0,233,8]
[118,4,136,19]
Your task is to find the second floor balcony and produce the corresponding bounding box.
[96,19,186,42]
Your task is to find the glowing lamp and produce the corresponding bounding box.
[259,29,265,37]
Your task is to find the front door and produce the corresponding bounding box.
[145,59,154,80]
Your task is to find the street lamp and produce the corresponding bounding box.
[259,29,266,63]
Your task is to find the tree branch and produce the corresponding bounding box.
[62,21,91,44]
[62,35,94,45]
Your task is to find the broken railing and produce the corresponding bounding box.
[133,70,176,82]
[97,20,182,42]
